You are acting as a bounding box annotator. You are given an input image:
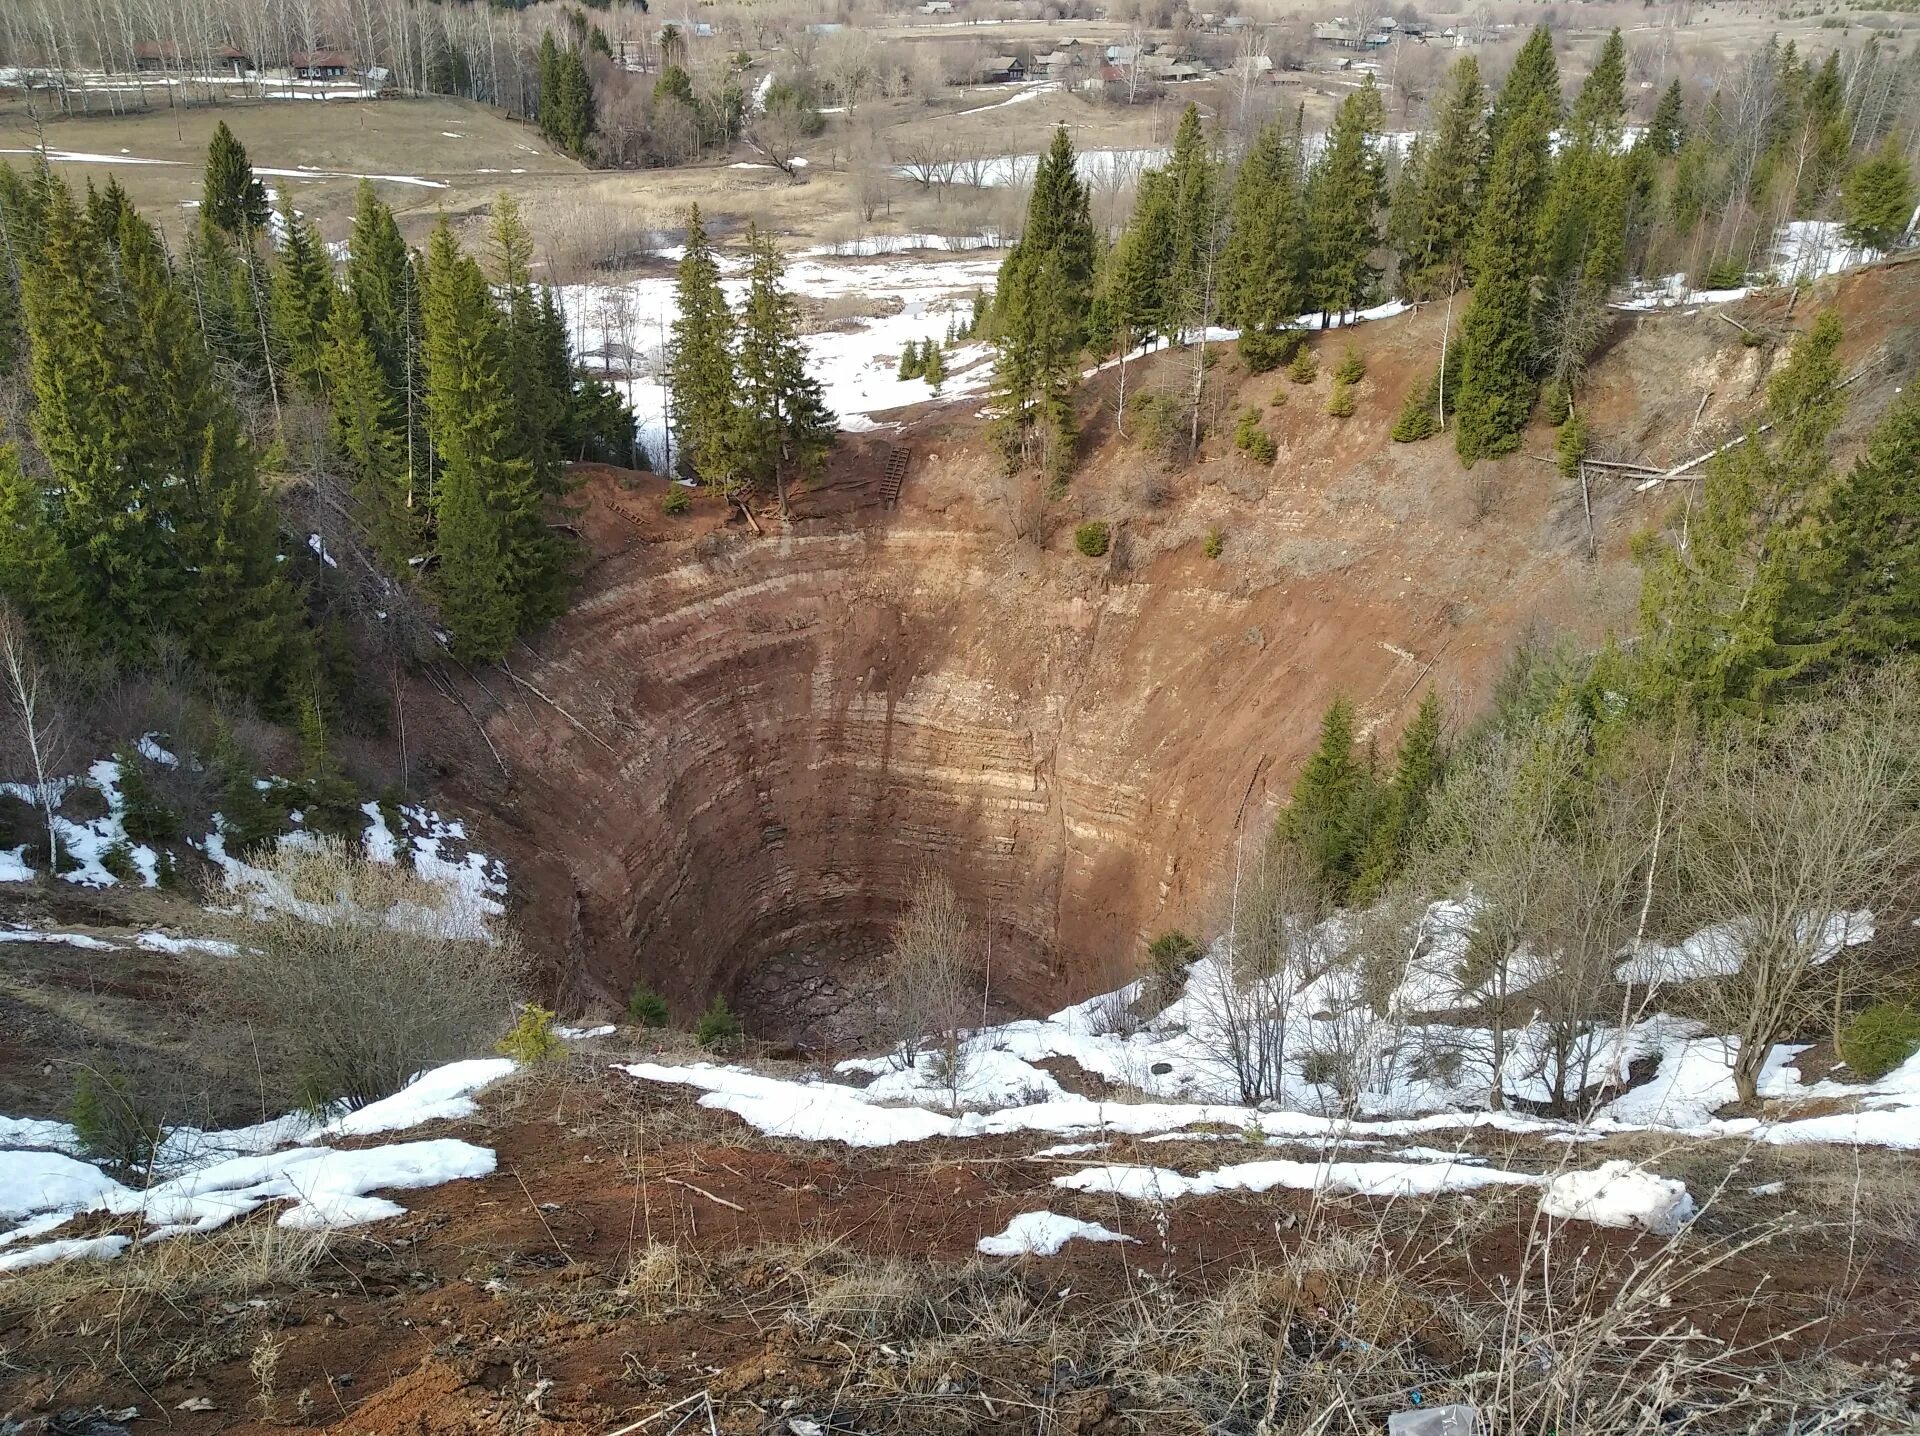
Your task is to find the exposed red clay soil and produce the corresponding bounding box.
[6,1061,1914,1434]
[417,261,1917,1045]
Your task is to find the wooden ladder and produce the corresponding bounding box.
[881,446,911,508]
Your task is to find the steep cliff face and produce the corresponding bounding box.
[439,272,1913,1044]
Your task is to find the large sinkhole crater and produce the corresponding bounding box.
[445,396,1637,1046]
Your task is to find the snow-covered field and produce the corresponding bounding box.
[557,249,1003,463]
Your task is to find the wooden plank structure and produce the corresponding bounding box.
[881,446,911,508]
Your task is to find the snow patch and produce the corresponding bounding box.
[976,1210,1135,1256]
[0,1151,130,1222]
[322,1059,515,1137]
[1053,1156,1538,1203]
[0,1235,131,1272]
[1539,1160,1695,1235]
[135,931,241,957]
[123,1138,497,1234]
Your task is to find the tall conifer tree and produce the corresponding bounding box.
[988,125,1095,481]
[202,121,269,238]
[1397,57,1487,300]
[1453,89,1556,465]
[1220,112,1307,332]
[1307,78,1387,321]
[487,193,567,495]
[1539,29,1626,289]
[422,222,535,661]
[1799,386,1920,672]
[1164,104,1217,337]
[345,182,411,391]
[269,193,335,397]
[1100,167,1174,427]
[667,205,741,488]
[734,227,835,507]
[1487,25,1560,158]
[324,297,415,570]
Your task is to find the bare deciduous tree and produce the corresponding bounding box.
[1680,668,1920,1105]
[1423,713,1588,1110]
[883,870,984,1106]
[0,604,70,872]
[1194,838,1333,1105]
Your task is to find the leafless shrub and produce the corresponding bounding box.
[537,197,664,282]
[883,870,984,1104]
[1085,988,1148,1038]
[1678,666,1920,1105]
[1192,840,1336,1105]
[1466,463,1502,525]
[199,837,528,1111]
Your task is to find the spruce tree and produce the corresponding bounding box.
[1102,167,1173,426]
[1797,52,1850,212]
[556,46,598,157]
[1307,78,1386,322]
[345,181,412,392]
[0,167,33,376]
[179,214,250,379]
[1638,312,1845,711]
[117,202,308,704]
[20,181,167,647]
[667,205,742,489]
[1842,138,1915,251]
[1280,697,1377,901]
[537,33,564,149]
[1385,135,1428,294]
[1220,112,1307,332]
[422,221,535,661]
[1165,104,1217,338]
[1390,371,1442,442]
[1487,25,1560,158]
[1398,57,1487,301]
[989,125,1095,481]
[1539,29,1626,289]
[202,121,268,239]
[0,444,90,646]
[1453,89,1556,466]
[487,193,567,497]
[734,227,835,505]
[1800,386,1920,672]
[85,177,134,246]
[187,430,312,709]
[269,193,335,397]
[1645,78,1685,158]
[323,297,415,570]
[1351,689,1444,901]
[538,32,598,159]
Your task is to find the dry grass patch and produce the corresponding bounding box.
[0,1218,331,1389]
